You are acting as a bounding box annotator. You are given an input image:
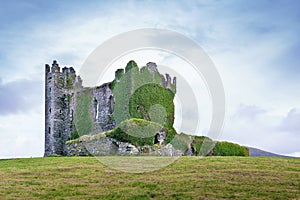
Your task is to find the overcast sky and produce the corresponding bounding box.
[0,0,299,158]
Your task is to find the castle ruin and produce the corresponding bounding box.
[44,60,176,156]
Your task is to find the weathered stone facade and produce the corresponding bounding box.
[44,60,176,156]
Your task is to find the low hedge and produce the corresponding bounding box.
[212,141,249,156]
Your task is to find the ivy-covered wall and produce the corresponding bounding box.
[111,60,177,144]
[73,89,93,137]
[129,84,175,128]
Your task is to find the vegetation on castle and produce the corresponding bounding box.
[111,61,176,145]
[106,118,163,147]
[73,89,93,137]
[129,84,175,128]
[112,61,174,124]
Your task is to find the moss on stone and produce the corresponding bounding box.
[66,132,107,145]
[67,94,71,104]
[66,76,74,89]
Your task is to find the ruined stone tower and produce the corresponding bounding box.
[45,60,176,156]
[44,61,83,156]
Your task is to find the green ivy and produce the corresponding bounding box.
[125,60,139,72]
[71,130,79,140]
[66,77,74,89]
[73,89,93,137]
[115,69,124,80]
[67,94,71,104]
[112,61,175,127]
[129,84,175,128]
[106,118,163,147]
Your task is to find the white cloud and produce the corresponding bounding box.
[0,79,43,115]
[280,108,300,134]
[0,108,44,159]
[221,105,300,154]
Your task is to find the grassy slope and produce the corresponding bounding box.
[0,157,299,199]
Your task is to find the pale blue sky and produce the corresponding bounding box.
[0,0,299,158]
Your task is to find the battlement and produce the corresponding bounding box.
[45,60,82,90]
[51,60,60,73]
[113,61,176,93]
[146,62,158,77]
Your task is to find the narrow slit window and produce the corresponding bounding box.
[93,98,99,120]
[96,103,99,120]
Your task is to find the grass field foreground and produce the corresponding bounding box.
[0,156,299,199]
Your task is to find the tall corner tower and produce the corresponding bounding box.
[44,60,70,156]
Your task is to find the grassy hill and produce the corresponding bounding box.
[0,156,299,199]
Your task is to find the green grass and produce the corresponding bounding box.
[0,156,299,199]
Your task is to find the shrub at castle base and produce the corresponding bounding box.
[170,134,249,156]
[44,60,249,157]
